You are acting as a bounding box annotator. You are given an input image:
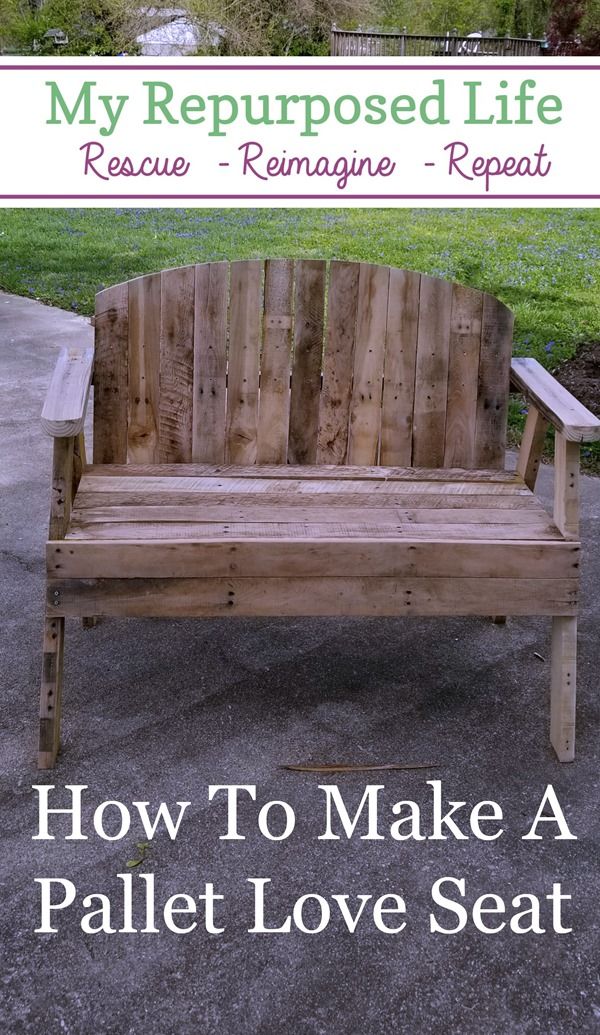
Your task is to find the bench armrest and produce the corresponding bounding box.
[511,357,600,443]
[41,346,94,438]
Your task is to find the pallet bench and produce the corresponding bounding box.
[39,260,600,768]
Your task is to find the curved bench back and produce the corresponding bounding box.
[93,260,513,469]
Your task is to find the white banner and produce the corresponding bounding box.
[0,57,599,206]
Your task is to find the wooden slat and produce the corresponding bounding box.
[554,436,580,539]
[38,616,64,769]
[257,260,294,463]
[226,260,262,463]
[48,539,579,581]
[66,524,562,545]
[159,266,195,462]
[65,526,563,543]
[317,261,360,464]
[288,260,326,464]
[517,407,549,490]
[192,261,229,463]
[65,515,562,542]
[76,474,528,497]
[69,505,548,526]
[412,275,453,467]
[347,264,390,465]
[83,463,522,483]
[550,615,577,761]
[41,346,94,438]
[128,273,161,463]
[47,576,578,619]
[93,282,129,463]
[443,284,483,468]
[48,437,74,541]
[380,269,420,466]
[511,358,600,442]
[73,490,536,511]
[474,294,513,467]
[72,433,86,496]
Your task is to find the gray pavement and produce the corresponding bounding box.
[1,291,599,1035]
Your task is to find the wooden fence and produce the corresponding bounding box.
[330,28,547,58]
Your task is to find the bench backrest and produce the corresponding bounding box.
[93,260,513,469]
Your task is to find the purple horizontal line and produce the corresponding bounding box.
[1,63,599,71]
[3,194,600,200]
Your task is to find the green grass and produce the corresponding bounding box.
[1,208,599,463]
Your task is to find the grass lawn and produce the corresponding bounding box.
[1,207,599,461]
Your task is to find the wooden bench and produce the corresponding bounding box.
[39,260,600,768]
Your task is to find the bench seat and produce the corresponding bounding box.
[39,260,599,766]
[45,463,579,619]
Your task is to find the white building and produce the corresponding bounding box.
[135,7,222,55]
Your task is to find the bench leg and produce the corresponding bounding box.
[491,616,507,625]
[82,617,98,629]
[38,616,65,769]
[550,616,577,762]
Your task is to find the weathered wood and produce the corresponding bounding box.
[65,519,563,542]
[68,473,540,510]
[128,272,161,463]
[38,616,64,769]
[474,294,513,468]
[193,261,229,463]
[317,261,359,464]
[69,504,553,527]
[47,539,579,581]
[288,260,326,464]
[159,266,195,462]
[74,488,536,510]
[517,407,550,490]
[412,275,453,467]
[71,477,531,502]
[90,263,600,479]
[443,284,483,468]
[347,264,390,465]
[72,432,87,496]
[82,463,524,483]
[512,358,600,442]
[47,576,578,619]
[63,458,566,554]
[550,615,577,762]
[94,281,129,463]
[41,346,94,438]
[225,260,262,463]
[554,435,580,539]
[44,262,596,766]
[48,437,75,541]
[81,474,527,492]
[257,260,294,463]
[68,524,563,544]
[380,269,420,466]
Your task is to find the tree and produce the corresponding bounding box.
[184,0,375,55]
[0,0,178,54]
[580,0,600,51]
[546,0,585,49]
[494,0,515,34]
[379,0,552,35]
[513,0,550,37]
[0,0,23,51]
[545,0,600,52]
[380,0,500,34]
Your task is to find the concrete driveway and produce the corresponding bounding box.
[1,291,599,1034]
